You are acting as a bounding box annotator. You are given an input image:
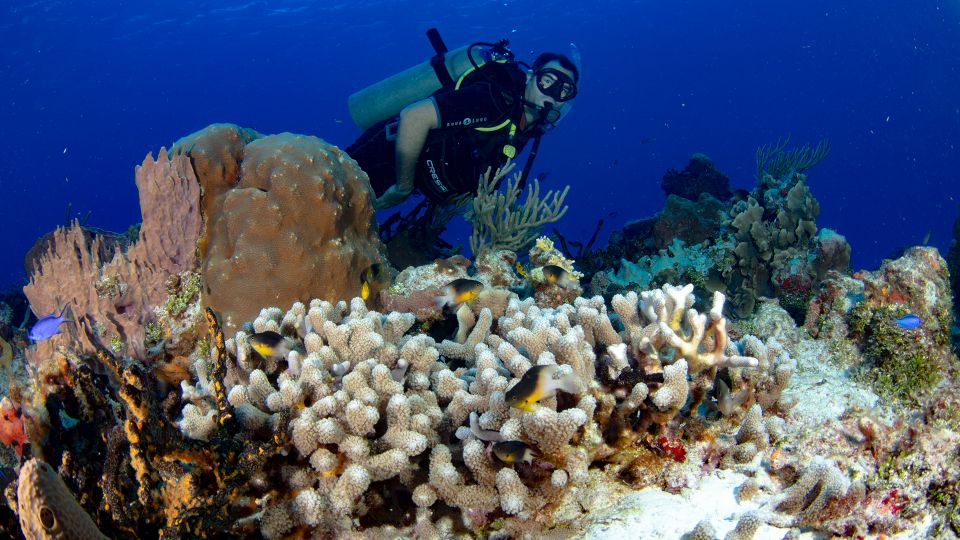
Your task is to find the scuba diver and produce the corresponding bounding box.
[345,29,580,210]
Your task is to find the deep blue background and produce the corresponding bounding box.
[2,1,958,292]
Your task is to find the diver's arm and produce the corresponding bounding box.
[373,99,439,210]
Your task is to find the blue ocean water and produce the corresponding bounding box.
[1,1,958,292]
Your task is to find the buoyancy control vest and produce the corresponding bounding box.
[348,28,546,203]
[414,61,537,202]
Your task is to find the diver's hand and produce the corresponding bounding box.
[373,185,413,210]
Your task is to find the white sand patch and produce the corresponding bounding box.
[575,469,793,540]
[786,338,885,422]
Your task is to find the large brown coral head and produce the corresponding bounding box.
[173,124,389,336]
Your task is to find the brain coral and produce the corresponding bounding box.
[174,124,388,335]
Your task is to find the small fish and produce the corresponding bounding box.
[248,331,292,360]
[434,278,484,310]
[28,304,73,341]
[514,261,527,279]
[492,440,535,464]
[534,171,550,183]
[713,377,747,417]
[894,314,922,329]
[360,263,385,301]
[921,229,931,246]
[505,364,581,412]
[542,265,578,289]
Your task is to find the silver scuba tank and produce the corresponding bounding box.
[347,44,475,130]
[348,30,512,131]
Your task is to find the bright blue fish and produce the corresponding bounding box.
[894,314,922,329]
[28,305,73,341]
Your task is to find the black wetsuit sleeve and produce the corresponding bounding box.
[431,83,513,130]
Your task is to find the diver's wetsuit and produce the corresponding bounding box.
[346,62,537,204]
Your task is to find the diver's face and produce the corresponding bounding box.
[525,60,577,110]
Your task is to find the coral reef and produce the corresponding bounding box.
[165,282,773,537]
[725,172,819,315]
[576,150,847,320]
[173,124,390,335]
[4,134,958,540]
[23,149,202,359]
[660,153,732,202]
[5,244,959,538]
[653,194,726,250]
[846,247,955,406]
[593,238,729,296]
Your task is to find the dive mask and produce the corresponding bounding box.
[535,68,577,102]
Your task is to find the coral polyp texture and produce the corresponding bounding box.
[173,124,390,336]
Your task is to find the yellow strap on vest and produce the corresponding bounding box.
[453,59,517,157]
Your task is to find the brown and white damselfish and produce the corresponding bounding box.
[505,364,581,412]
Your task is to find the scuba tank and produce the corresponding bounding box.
[348,28,513,130]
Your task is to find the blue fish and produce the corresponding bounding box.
[28,305,73,341]
[894,314,922,329]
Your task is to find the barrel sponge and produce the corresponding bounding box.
[173,124,389,335]
[17,459,109,540]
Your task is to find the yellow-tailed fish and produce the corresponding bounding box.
[360,263,384,301]
[434,278,484,310]
[542,265,577,289]
[492,440,535,464]
[515,261,527,278]
[505,364,581,412]
[248,331,291,361]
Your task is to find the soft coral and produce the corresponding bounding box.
[0,396,28,457]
